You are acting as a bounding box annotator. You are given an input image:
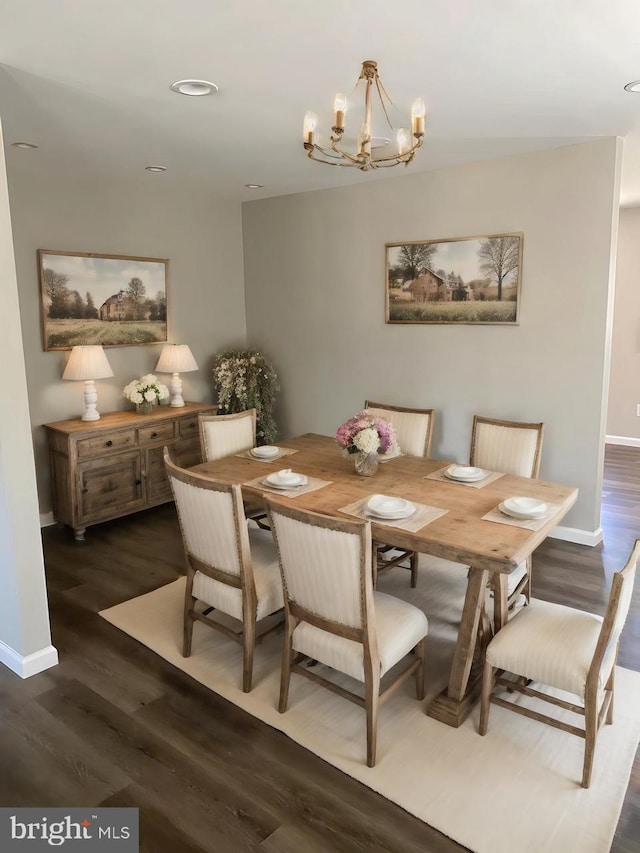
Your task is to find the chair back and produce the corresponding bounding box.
[365,401,434,458]
[588,540,640,690]
[164,450,250,582]
[198,409,256,462]
[470,415,544,478]
[266,500,373,634]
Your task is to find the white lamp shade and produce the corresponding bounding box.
[62,345,114,380]
[155,344,198,374]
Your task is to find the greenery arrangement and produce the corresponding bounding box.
[212,349,279,444]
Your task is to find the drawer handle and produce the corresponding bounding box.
[151,432,158,438]
[105,440,113,447]
[135,479,142,486]
[82,487,88,494]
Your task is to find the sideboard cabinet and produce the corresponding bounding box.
[44,402,217,540]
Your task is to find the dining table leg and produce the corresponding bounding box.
[426,566,489,727]
[492,574,509,632]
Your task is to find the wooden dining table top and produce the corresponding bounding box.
[190,433,578,575]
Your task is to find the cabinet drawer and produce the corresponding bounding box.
[179,416,200,438]
[77,429,136,458]
[138,422,175,445]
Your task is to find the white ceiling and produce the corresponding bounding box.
[1,0,640,204]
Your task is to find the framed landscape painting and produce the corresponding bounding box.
[385,232,523,325]
[38,249,168,350]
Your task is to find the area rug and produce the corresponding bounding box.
[100,557,640,853]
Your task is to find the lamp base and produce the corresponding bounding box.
[81,379,101,421]
[168,372,185,407]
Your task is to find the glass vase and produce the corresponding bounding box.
[354,451,379,477]
[136,400,155,415]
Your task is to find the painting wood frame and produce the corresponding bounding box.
[385,232,523,325]
[38,249,169,350]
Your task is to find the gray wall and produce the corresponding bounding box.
[242,139,622,535]
[7,166,248,515]
[607,205,640,440]
[0,119,55,668]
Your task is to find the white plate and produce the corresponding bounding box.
[444,465,486,482]
[366,494,415,519]
[499,497,548,520]
[265,471,307,488]
[251,445,279,458]
[380,446,402,460]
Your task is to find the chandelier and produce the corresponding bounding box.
[302,60,425,171]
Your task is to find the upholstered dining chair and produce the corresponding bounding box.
[365,401,436,588]
[164,450,283,692]
[198,408,267,527]
[265,498,428,767]
[479,539,640,788]
[198,408,257,462]
[470,415,545,614]
[364,400,435,459]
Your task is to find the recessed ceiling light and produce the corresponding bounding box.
[624,80,640,92]
[245,184,264,189]
[11,141,39,149]
[145,165,168,172]
[170,79,219,97]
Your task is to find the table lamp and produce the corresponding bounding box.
[155,344,198,407]
[62,345,114,421]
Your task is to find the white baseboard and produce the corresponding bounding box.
[549,525,603,547]
[606,434,640,447]
[0,640,58,678]
[40,512,55,528]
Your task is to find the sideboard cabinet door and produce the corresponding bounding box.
[77,451,145,522]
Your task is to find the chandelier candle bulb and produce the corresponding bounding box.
[411,98,426,137]
[358,123,371,157]
[333,93,347,131]
[397,128,411,155]
[303,111,318,146]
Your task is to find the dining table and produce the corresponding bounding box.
[189,433,578,727]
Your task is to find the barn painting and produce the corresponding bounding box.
[38,250,168,350]
[386,233,522,325]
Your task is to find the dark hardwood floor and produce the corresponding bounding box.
[1,444,639,852]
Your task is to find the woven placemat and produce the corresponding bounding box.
[235,447,298,463]
[339,496,448,532]
[426,466,505,489]
[244,473,332,499]
[482,502,561,531]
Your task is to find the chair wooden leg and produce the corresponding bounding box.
[606,665,615,725]
[279,620,294,713]
[524,554,532,603]
[414,637,426,700]
[582,694,598,788]
[410,552,419,588]
[364,666,381,768]
[182,569,196,658]
[242,612,256,693]
[479,660,495,735]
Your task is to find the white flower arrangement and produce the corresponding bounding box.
[123,373,169,406]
